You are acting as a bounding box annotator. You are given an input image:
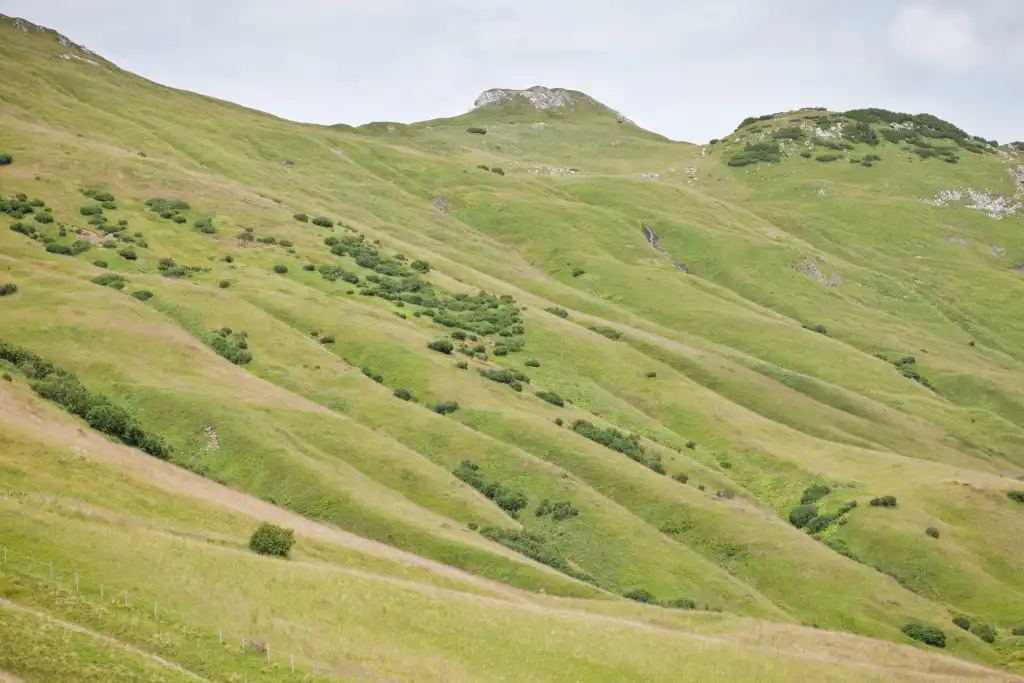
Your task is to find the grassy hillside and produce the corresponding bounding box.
[1,14,1023,681]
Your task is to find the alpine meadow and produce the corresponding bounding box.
[2,14,1024,683]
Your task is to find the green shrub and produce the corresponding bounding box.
[901,622,946,648]
[0,283,18,296]
[320,335,335,344]
[536,391,564,407]
[302,263,316,271]
[971,623,996,644]
[953,615,971,631]
[645,371,657,378]
[842,121,879,146]
[102,201,118,211]
[312,217,334,228]
[800,484,831,504]
[0,154,12,165]
[131,290,153,301]
[524,360,540,368]
[194,216,215,233]
[218,280,230,288]
[480,527,588,581]
[649,461,666,475]
[432,400,459,415]
[83,189,115,202]
[773,126,804,140]
[466,127,487,135]
[925,526,940,538]
[477,164,490,171]
[571,267,585,277]
[34,212,54,224]
[870,495,898,507]
[293,213,309,223]
[79,205,103,216]
[789,504,819,528]
[490,167,505,176]
[410,260,431,273]
[816,154,841,163]
[571,419,644,461]
[799,150,812,158]
[589,326,622,340]
[673,473,689,485]
[118,248,137,261]
[666,598,697,610]
[207,330,253,365]
[728,141,781,167]
[455,361,468,370]
[427,339,454,355]
[623,588,656,604]
[273,264,288,274]
[1008,491,1024,504]
[453,460,528,517]
[393,387,415,401]
[92,273,126,289]
[545,307,569,319]
[248,523,295,558]
[554,418,563,426]
[535,499,579,521]
[804,515,834,534]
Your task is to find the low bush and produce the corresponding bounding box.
[453,460,528,517]
[1008,491,1024,504]
[800,484,831,504]
[393,387,415,401]
[293,213,309,223]
[554,418,563,426]
[901,622,946,648]
[480,527,588,581]
[466,127,487,134]
[816,154,841,163]
[536,391,564,407]
[91,273,126,289]
[477,164,489,171]
[773,126,804,140]
[455,361,468,370]
[666,598,696,610]
[870,495,898,507]
[218,280,230,288]
[319,335,335,344]
[273,264,288,274]
[799,150,812,158]
[79,205,103,216]
[728,141,781,167]
[953,615,971,631]
[804,514,834,534]
[925,526,940,538]
[971,623,996,644]
[312,217,334,228]
[649,461,666,475]
[427,339,454,354]
[118,248,137,261]
[248,523,295,558]
[1013,626,1024,636]
[0,154,12,165]
[645,371,657,378]
[34,212,54,224]
[83,189,115,202]
[524,359,540,367]
[571,267,585,277]
[194,216,215,234]
[535,499,579,521]
[789,504,819,528]
[589,326,622,340]
[0,283,18,296]
[545,307,569,319]
[303,263,316,271]
[410,259,431,273]
[361,367,384,383]
[432,400,459,415]
[623,589,656,604]
[131,290,153,301]
[490,167,505,175]
[571,419,644,461]
[208,329,253,365]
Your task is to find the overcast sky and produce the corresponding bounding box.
[2,0,1021,143]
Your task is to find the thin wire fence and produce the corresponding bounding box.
[0,542,345,681]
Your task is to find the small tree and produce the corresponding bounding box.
[249,523,295,558]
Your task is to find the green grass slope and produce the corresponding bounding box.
[1,14,1024,680]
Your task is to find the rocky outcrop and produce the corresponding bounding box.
[474,86,582,110]
[642,223,690,273]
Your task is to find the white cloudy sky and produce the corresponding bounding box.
[2,0,1021,143]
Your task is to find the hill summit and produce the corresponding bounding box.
[474,86,591,111]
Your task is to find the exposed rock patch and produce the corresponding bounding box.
[642,223,690,273]
[799,259,842,287]
[203,426,220,452]
[432,196,450,213]
[944,235,969,248]
[989,246,1006,257]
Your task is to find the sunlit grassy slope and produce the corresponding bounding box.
[1,15,1023,681]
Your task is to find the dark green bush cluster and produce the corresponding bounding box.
[0,154,12,165]
[273,264,288,274]
[427,339,454,354]
[480,527,590,581]
[208,328,252,365]
[317,264,360,285]
[248,522,295,558]
[1007,491,1024,503]
[925,526,940,538]
[738,113,775,128]
[623,588,656,604]
[131,290,154,301]
[524,360,540,367]
[571,419,648,463]
[772,126,804,140]
[845,109,985,154]
[0,283,17,296]
[479,367,531,392]
[92,273,127,290]
[491,167,505,176]
[432,400,459,415]
[45,240,92,256]
[673,472,689,484]
[0,339,169,458]
[536,391,564,406]
[545,307,569,319]
[870,495,897,507]
[891,356,935,391]
[194,216,215,234]
[83,188,115,203]
[453,460,528,517]
[728,141,781,167]
[789,504,819,528]
[800,484,831,504]
[466,127,487,134]
[312,216,334,228]
[901,622,946,648]
[393,387,415,401]
[293,213,309,223]
[971,622,996,643]
[842,121,879,146]
[361,366,384,383]
[953,615,971,631]
[589,326,622,340]
[536,499,579,521]
[145,197,190,223]
[1,194,41,220]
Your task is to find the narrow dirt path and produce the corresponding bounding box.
[0,671,27,683]
[0,599,211,683]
